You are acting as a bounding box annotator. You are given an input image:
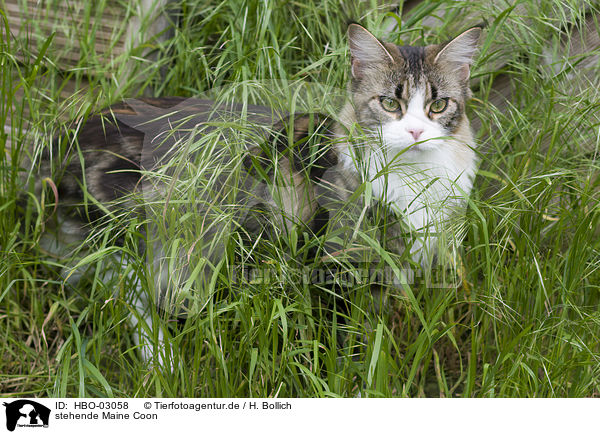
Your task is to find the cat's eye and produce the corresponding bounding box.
[429,98,448,114]
[379,97,401,112]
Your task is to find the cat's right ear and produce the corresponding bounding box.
[348,24,394,79]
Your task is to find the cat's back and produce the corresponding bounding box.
[45,97,278,206]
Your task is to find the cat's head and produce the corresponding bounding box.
[347,24,481,153]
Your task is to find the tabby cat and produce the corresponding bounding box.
[41,24,481,364]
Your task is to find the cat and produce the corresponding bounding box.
[40,24,481,365]
[336,24,480,268]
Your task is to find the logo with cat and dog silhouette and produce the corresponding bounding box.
[2,400,50,431]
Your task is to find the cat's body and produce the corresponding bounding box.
[41,25,481,364]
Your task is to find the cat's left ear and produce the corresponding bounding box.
[434,26,482,81]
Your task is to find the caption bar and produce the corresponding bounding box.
[1,398,598,433]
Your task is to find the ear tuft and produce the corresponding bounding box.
[434,27,482,80]
[348,24,394,78]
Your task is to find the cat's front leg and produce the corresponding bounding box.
[129,288,175,370]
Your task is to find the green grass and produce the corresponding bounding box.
[1,0,599,397]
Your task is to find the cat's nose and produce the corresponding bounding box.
[407,128,424,141]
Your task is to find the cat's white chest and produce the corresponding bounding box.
[369,146,475,232]
[364,145,475,265]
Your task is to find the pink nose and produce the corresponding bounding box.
[407,128,424,141]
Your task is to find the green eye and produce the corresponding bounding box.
[379,97,401,112]
[430,98,448,114]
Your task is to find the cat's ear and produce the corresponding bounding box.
[434,27,482,81]
[348,24,394,78]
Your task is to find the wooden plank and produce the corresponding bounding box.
[1,0,171,70]
[2,0,173,152]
